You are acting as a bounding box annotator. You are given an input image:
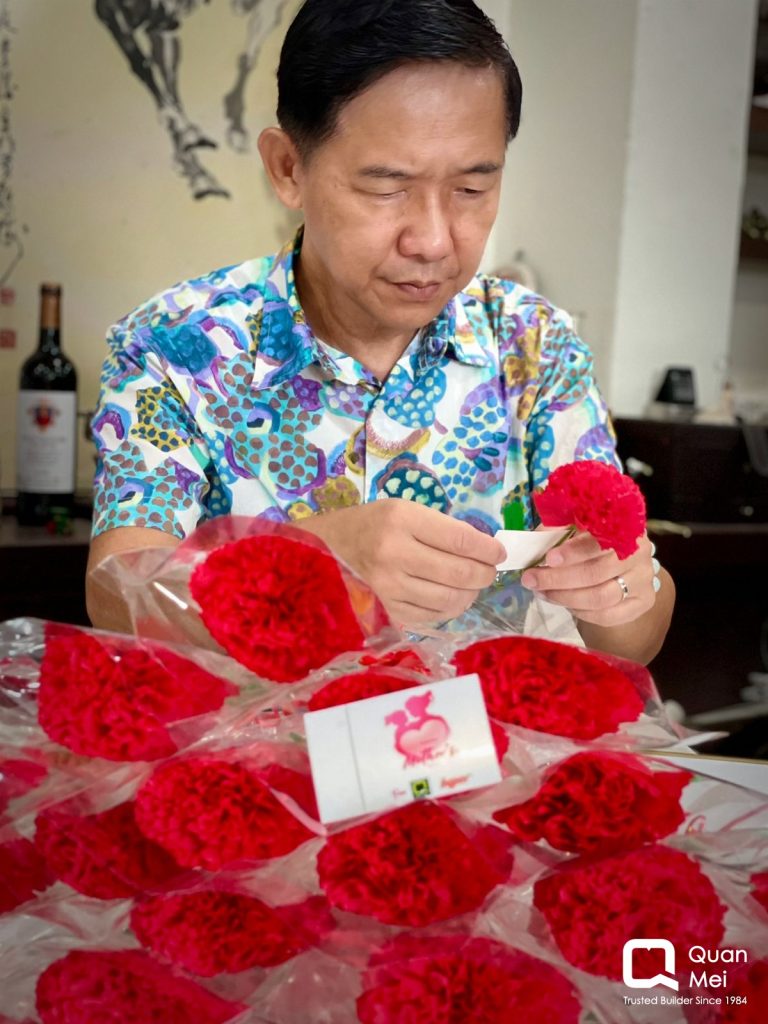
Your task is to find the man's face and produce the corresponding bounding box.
[293,62,508,336]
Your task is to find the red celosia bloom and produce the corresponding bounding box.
[317,802,506,926]
[135,757,314,870]
[358,647,430,674]
[131,890,333,976]
[452,636,644,739]
[0,837,52,914]
[308,670,421,711]
[35,801,181,899]
[534,845,725,979]
[0,758,47,814]
[189,534,367,681]
[721,959,768,1024]
[495,752,690,854]
[533,460,646,559]
[681,956,767,1024]
[35,950,245,1024]
[683,956,768,1024]
[357,934,581,1024]
[38,629,232,761]
[255,761,319,819]
[308,670,509,761]
[751,871,768,914]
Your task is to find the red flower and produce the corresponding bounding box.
[0,837,52,914]
[307,670,420,712]
[534,460,646,559]
[135,757,314,869]
[190,534,369,681]
[683,956,768,1024]
[38,629,232,761]
[452,636,644,739]
[35,800,181,899]
[0,758,47,814]
[308,670,509,761]
[534,845,725,979]
[358,934,581,1024]
[131,890,333,976]
[495,752,690,854]
[751,871,768,914]
[317,802,507,926]
[35,950,245,1024]
[358,647,430,674]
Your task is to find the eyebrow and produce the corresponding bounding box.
[357,161,503,180]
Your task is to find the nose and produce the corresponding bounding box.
[398,193,454,263]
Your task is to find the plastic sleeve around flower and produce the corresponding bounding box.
[90,516,398,681]
[0,618,272,769]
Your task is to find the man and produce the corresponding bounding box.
[87,0,673,663]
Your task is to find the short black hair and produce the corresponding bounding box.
[276,0,522,156]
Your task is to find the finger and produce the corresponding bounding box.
[410,510,506,566]
[404,545,499,592]
[522,553,620,593]
[387,600,445,629]
[543,532,605,566]
[532,576,634,612]
[398,576,480,617]
[387,590,476,628]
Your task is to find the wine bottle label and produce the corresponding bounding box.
[16,390,77,493]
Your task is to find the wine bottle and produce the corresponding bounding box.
[16,284,78,526]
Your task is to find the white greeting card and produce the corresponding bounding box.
[305,674,501,824]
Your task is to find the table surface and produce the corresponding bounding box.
[0,516,92,548]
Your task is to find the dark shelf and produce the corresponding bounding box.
[740,231,768,261]
[750,102,768,135]
[748,103,768,155]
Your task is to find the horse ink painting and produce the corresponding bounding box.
[94,0,290,200]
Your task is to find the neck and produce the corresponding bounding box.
[294,254,415,382]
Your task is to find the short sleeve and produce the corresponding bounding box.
[90,324,214,539]
[523,307,620,517]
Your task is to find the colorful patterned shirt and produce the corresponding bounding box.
[91,231,619,539]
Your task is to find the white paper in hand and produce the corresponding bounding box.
[495,527,571,571]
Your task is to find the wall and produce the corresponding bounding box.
[0,0,300,494]
[609,0,757,415]
[485,0,638,386]
[731,149,768,411]
[488,0,760,417]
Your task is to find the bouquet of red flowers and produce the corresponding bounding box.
[1,521,766,1024]
[90,518,394,683]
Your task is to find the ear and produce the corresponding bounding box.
[258,127,304,210]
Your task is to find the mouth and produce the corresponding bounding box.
[391,281,443,300]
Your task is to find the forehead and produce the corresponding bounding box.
[319,62,508,167]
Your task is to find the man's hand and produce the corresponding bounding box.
[296,498,506,628]
[520,531,674,663]
[521,532,658,626]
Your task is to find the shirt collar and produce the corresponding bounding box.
[251,230,495,390]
